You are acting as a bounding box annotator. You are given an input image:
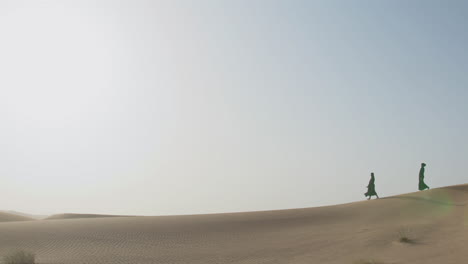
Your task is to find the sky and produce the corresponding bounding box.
[0,0,467,216]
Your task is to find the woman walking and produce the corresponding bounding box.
[418,163,430,191]
[365,172,379,200]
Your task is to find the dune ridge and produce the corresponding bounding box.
[0,210,47,220]
[0,211,35,222]
[45,213,134,220]
[0,184,467,263]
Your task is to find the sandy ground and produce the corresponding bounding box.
[45,213,132,220]
[0,184,467,264]
[0,212,34,222]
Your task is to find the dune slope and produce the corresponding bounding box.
[0,184,467,264]
[1,210,47,220]
[45,213,132,220]
[0,211,35,222]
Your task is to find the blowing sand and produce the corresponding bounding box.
[0,184,467,264]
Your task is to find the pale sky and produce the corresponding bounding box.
[1,0,467,216]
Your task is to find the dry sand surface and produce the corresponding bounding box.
[0,184,468,264]
[45,214,132,220]
[0,212,34,222]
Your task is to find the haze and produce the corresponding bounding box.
[0,0,467,216]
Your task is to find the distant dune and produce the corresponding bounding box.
[0,211,35,222]
[0,184,467,263]
[45,213,133,220]
[0,210,47,220]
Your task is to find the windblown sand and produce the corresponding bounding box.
[0,184,467,264]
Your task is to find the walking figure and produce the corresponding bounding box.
[418,163,430,191]
[364,172,379,200]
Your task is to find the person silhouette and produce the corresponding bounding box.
[418,163,430,191]
[364,172,379,200]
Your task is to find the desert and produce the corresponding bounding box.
[0,184,467,264]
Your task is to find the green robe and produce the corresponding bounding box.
[365,176,377,197]
[418,167,429,190]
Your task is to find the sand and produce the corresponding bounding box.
[0,184,467,264]
[45,213,133,220]
[0,212,34,222]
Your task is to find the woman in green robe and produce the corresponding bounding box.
[365,172,379,200]
[419,163,430,191]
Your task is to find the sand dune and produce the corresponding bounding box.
[0,211,35,222]
[0,210,47,220]
[0,184,467,264]
[45,213,133,220]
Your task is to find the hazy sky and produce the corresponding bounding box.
[1,0,467,216]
